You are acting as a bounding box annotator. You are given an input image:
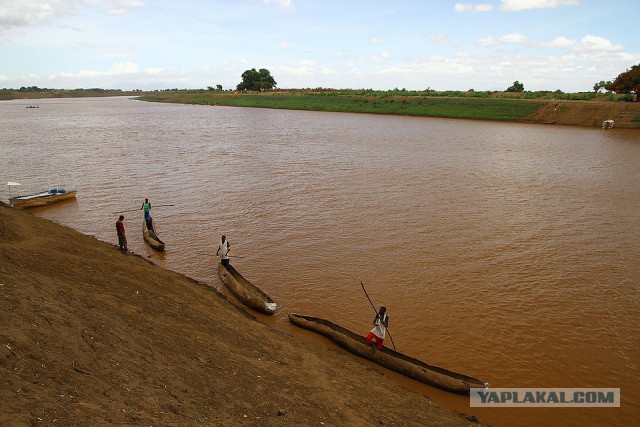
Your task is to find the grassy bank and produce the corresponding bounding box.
[140,90,545,121]
[0,87,148,100]
[138,89,640,127]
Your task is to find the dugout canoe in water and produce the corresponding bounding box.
[288,313,487,395]
[142,220,165,251]
[217,262,277,314]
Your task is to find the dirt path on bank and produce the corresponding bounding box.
[0,205,482,426]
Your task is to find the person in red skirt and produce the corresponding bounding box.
[366,306,389,350]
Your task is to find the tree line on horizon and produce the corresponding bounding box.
[217,64,640,102]
[3,63,638,101]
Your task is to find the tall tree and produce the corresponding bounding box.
[593,81,610,93]
[506,81,524,92]
[237,68,277,91]
[605,64,640,101]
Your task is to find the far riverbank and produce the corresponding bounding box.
[138,91,640,129]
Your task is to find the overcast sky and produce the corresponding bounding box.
[1,0,639,92]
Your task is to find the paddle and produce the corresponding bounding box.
[361,281,397,351]
[113,204,175,214]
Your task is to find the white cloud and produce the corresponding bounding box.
[454,3,473,12]
[500,0,579,12]
[279,42,290,49]
[54,62,140,79]
[0,0,147,35]
[477,33,527,46]
[89,0,145,6]
[319,67,336,75]
[378,56,475,76]
[278,64,313,76]
[477,36,498,46]
[143,67,163,75]
[262,0,295,11]
[364,51,390,62]
[475,4,495,11]
[539,36,576,49]
[98,0,146,15]
[370,38,383,44]
[576,35,623,52]
[107,62,139,74]
[0,0,77,31]
[105,8,129,16]
[454,3,494,12]
[370,47,633,92]
[500,33,528,43]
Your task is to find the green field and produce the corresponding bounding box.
[138,91,546,121]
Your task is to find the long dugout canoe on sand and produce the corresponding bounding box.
[142,221,165,251]
[217,262,277,315]
[288,313,487,395]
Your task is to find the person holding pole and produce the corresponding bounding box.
[141,197,153,231]
[366,306,389,350]
[216,235,231,269]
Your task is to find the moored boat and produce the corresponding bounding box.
[288,313,487,395]
[217,262,277,314]
[142,220,165,251]
[8,183,77,209]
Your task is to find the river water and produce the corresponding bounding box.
[1,97,638,426]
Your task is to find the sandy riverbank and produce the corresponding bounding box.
[523,99,640,128]
[0,204,483,426]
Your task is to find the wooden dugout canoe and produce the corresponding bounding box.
[217,262,277,314]
[288,313,487,395]
[142,220,165,251]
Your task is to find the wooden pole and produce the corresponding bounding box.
[360,281,396,350]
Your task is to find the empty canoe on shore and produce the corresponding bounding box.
[8,186,76,209]
[288,313,487,395]
[142,220,165,251]
[217,262,277,314]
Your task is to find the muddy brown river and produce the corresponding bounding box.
[2,97,638,426]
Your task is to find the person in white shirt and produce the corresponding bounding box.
[365,306,389,350]
[216,235,231,269]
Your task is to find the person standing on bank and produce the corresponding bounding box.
[116,215,127,253]
[366,306,389,350]
[216,235,231,269]
[141,197,153,231]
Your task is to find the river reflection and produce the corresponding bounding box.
[1,97,638,427]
